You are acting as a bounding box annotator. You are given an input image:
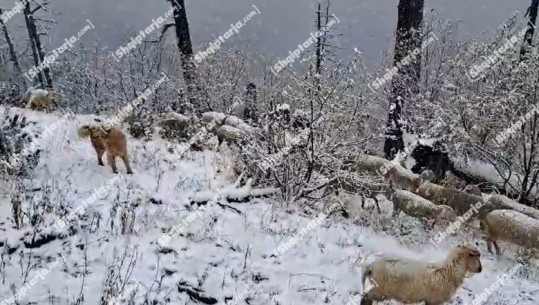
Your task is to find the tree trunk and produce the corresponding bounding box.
[244,82,257,123]
[315,3,322,75]
[383,0,424,159]
[521,0,539,60]
[169,0,197,111]
[0,8,26,89]
[22,4,43,86]
[23,2,53,88]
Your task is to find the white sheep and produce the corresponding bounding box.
[484,209,539,257]
[417,182,493,219]
[391,189,456,227]
[345,154,390,174]
[384,163,424,193]
[23,87,57,111]
[463,184,482,196]
[487,194,539,220]
[360,244,482,305]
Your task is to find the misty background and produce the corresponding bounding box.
[0,0,531,65]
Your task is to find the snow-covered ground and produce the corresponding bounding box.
[1,107,538,305]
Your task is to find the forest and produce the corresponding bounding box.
[1,0,539,304]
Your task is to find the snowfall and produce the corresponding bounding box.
[0,106,538,305]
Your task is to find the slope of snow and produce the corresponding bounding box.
[0,107,538,305]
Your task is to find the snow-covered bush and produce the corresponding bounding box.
[0,109,41,179]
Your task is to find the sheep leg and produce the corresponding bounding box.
[359,296,373,305]
[427,218,437,230]
[361,195,366,209]
[372,195,381,214]
[493,240,501,258]
[392,206,399,218]
[486,239,494,254]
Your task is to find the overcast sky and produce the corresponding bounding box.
[0,0,531,65]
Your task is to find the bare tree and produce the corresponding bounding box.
[0,8,26,89]
[384,0,425,159]
[163,0,197,111]
[521,0,539,60]
[22,0,53,88]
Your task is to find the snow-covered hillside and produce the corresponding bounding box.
[1,107,538,305]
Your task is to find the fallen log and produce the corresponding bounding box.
[190,179,280,205]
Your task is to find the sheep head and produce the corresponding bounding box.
[438,205,456,221]
[410,177,424,193]
[46,89,58,106]
[455,244,482,273]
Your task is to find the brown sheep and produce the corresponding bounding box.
[484,209,539,257]
[383,164,424,193]
[463,184,482,196]
[360,244,482,305]
[77,124,133,174]
[417,182,495,220]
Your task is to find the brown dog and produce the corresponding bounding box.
[77,124,133,174]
